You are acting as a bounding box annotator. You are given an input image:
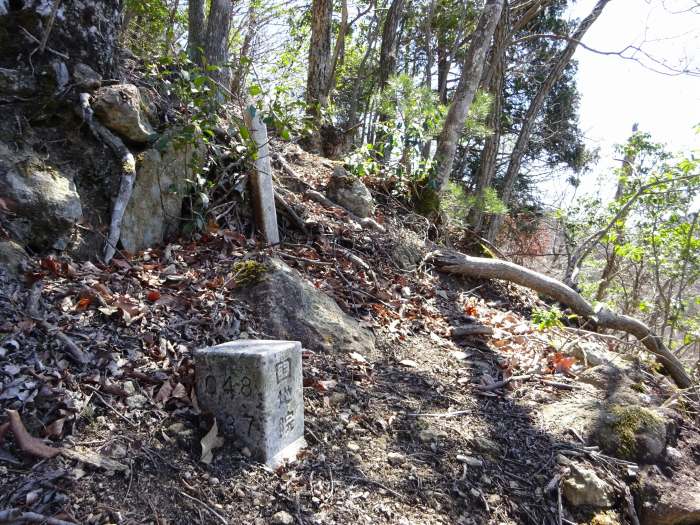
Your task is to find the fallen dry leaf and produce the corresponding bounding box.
[200,420,224,464]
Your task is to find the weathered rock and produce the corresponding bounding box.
[325,166,374,218]
[638,465,700,525]
[72,63,101,90]
[120,132,204,253]
[195,340,306,467]
[240,258,376,354]
[271,511,294,525]
[93,84,157,143]
[391,229,428,271]
[0,241,28,278]
[569,340,636,370]
[562,463,613,508]
[0,142,82,250]
[596,404,668,463]
[540,391,671,464]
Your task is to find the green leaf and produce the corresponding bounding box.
[248,84,262,96]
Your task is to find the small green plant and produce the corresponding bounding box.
[531,306,565,330]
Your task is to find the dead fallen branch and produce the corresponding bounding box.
[429,250,692,389]
[78,93,136,264]
[5,409,62,459]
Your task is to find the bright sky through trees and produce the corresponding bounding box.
[564,0,699,201]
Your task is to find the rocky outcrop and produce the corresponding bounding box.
[239,258,376,354]
[0,142,82,250]
[326,166,374,218]
[119,133,204,253]
[93,84,157,144]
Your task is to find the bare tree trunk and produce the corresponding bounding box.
[469,6,509,233]
[188,0,207,64]
[430,0,505,198]
[431,250,693,389]
[378,0,405,90]
[204,0,235,102]
[436,39,450,104]
[424,0,436,87]
[485,0,612,241]
[325,0,349,100]
[163,0,181,56]
[306,0,333,115]
[231,3,258,98]
[594,125,637,301]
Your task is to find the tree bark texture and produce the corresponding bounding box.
[204,0,234,100]
[378,0,405,91]
[306,0,333,115]
[486,0,612,241]
[432,0,505,195]
[188,0,207,64]
[468,6,509,233]
[431,250,693,389]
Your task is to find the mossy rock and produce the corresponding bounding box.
[596,404,667,463]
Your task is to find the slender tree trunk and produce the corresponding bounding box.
[231,3,258,98]
[429,0,505,201]
[424,0,436,87]
[325,0,348,100]
[486,0,612,241]
[469,6,509,233]
[378,0,406,90]
[594,126,637,301]
[163,0,180,56]
[204,0,235,101]
[188,0,207,64]
[306,0,333,115]
[436,40,450,104]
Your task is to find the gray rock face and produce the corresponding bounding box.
[391,229,428,271]
[195,340,306,467]
[240,258,376,354]
[0,240,28,278]
[120,133,204,253]
[0,142,82,250]
[563,464,613,508]
[326,166,374,218]
[72,63,101,90]
[93,84,157,143]
[638,465,700,525]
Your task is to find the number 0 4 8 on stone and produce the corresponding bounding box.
[194,340,306,467]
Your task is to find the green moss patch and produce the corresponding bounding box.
[608,405,664,460]
[231,260,268,286]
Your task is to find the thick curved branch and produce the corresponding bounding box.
[430,250,693,389]
[78,93,136,263]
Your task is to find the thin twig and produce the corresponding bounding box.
[40,0,63,54]
[177,489,228,525]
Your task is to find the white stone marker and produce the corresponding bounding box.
[195,340,306,467]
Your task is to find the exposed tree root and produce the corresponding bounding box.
[78,93,136,264]
[429,250,693,389]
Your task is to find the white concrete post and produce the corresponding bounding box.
[195,340,305,467]
[244,106,280,246]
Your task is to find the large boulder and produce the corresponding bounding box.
[0,142,82,250]
[638,466,700,525]
[93,84,157,144]
[239,258,376,354]
[119,133,204,253]
[326,166,374,218]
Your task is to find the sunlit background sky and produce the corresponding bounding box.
[555,0,700,204]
